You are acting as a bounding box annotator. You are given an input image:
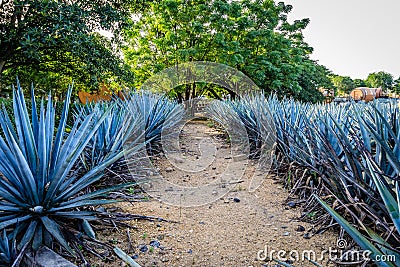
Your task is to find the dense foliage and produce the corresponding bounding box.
[394,78,400,95]
[365,71,394,92]
[330,71,400,96]
[124,0,330,102]
[330,74,355,95]
[0,0,135,96]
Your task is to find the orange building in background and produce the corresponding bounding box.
[78,84,125,104]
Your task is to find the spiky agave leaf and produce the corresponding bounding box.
[0,230,17,267]
[0,82,144,253]
[315,195,397,267]
[114,247,142,267]
[74,101,141,170]
[364,154,400,232]
[121,91,183,152]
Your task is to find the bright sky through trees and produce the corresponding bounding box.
[285,0,400,79]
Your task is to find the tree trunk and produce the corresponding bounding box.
[0,61,5,93]
[185,84,191,101]
[0,61,5,76]
[207,87,222,101]
[191,83,196,99]
[177,92,183,103]
[230,91,236,100]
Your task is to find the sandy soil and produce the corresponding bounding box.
[91,120,338,267]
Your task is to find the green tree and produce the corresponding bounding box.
[295,60,333,102]
[0,0,135,96]
[393,77,400,95]
[124,0,329,102]
[330,75,355,95]
[365,71,394,92]
[353,78,366,88]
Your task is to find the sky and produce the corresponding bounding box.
[284,0,400,80]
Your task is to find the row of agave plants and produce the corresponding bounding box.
[208,95,399,266]
[0,83,182,266]
[2,80,398,266]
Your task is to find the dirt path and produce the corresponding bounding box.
[101,121,338,267]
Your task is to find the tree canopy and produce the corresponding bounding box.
[0,0,135,96]
[329,75,355,96]
[124,0,329,102]
[365,71,394,92]
[353,78,366,88]
[3,0,396,102]
[393,77,400,95]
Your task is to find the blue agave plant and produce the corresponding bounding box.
[74,102,142,171]
[121,91,183,153]
[0,83,136,255]
[0,230,17,267]
[209,94,400,265]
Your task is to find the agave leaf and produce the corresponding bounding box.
[49,87,72,173]
[13,84,37,176]
[372,104,400,150]
[353,104,372,152]
[1,125,38,204]
[315,195,395,267]
[32,224,43,252]
[40,216,74,255]
[37,102,47,201]
[82,220,95,239]
[49,199,116,212]
[53,173,103,204]
[17,220,37,250]
[364,227,400,264]
[59,183,135,207]
[52,211,96,220]
[365,159,400,232]
[361,117,400,174]
[0,215,19,224]
[0,185,26,207]
[43,228,52,248]
[114,247,142,267]
[302,256,323,267]
[272,258,296,267]
[0,215,31,230]
[30,85,38,145]
[397,182,400,226]
[0,204,23,212]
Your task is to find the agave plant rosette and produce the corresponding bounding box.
[75,101,143,172]
[0,83,140,255]
[0,229,17,266]
[206,94,276,159]
[120,91,184,153]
